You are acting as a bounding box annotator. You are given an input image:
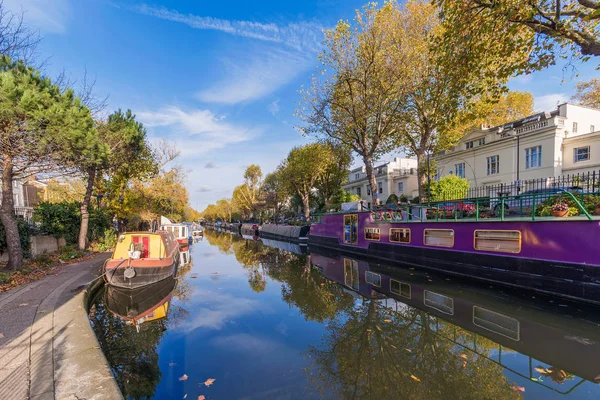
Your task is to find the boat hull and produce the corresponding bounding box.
[309,213,600,305]
[104,258,179,289]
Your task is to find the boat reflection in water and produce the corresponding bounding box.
[309,247,600,397]
[104,277,176,330]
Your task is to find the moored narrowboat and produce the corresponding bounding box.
[103,231,180,289]
[309,192,600,304]
[160,223,191,247]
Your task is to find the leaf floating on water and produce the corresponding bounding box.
[179,374,188,381]
[0,333,4,339]
[384,319,391,323]
[511,385,525,392]
[203,378,216,387]
[198,396,205,400]
[409,267,415,270]
[183,395,187,399]
[460,354,468,359]
[534,367,548,374]
[410,375,421,382]
[212,272,219,275]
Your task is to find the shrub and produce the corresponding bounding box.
[59,245,84,261]
[0,217,31,256]
[98,229,118,251]
[385,194,399,204]
[428,175,470,202]
[399,194,409,202]
[33,202,80,244]
[88,207,112,242]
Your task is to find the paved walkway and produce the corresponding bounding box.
[0,253,123,400]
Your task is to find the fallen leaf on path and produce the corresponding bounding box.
[404,348,412,353]
[462,361,467,368]
[179,374,188,381]
[409,267,415,270]
[511,385,525,392]
[19,303,28,307]
[203,378,216,387]
[410,375,421,382]
[0,333,4,339]
[460,354,468,359]
[198,396,205,400]
[384,319,391,323]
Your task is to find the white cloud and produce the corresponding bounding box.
[534,93,569,112]
[267,99,280,117]
[137,106,258,154]
[130,4,323,53]
[196,50,311,104]
[3,0,71,33]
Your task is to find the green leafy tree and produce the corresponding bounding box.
[435,0,600,87]
[279,143,336,219]
[297,2,406,206]
[314,142,353,210]
[0,57,93,270]
[428,175,471,202]
[232,164,264,219]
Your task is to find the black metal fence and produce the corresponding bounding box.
[435,170,600,202]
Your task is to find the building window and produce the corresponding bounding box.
[465,141,474,149]
[390,279,411,299]
[486,155,499,175]
[398,182,404,193]
[574,146,590,163]
[424,229,454,247]
[390,228,410,243]
[573,122,578,133]
[356,187,361,197]
[454,163,465,178]
[478,138,486,146]
[591,125,596,132]
[525,146,542,169]
[365,271,381,287]
[378,167,383,174]
[355,173,360,180]
[365,227,380,241]
[367,187,371,196]
[474,230,521,254]
[424,291,454,315]
[378,182,383,194]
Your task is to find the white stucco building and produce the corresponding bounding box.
[433,103,600,187]
[342,157,419,207]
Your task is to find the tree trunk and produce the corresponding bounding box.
[0,157,23,271]
[363,155,378,206]
[78,167,96,251]
[302,193,310,220]
[416,150,428,201]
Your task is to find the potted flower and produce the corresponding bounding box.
[551,201,569,217]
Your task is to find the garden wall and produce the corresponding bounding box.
[0,236,66,262]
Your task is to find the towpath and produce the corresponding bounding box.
[0,253,123,400]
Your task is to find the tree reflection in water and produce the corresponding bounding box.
[305,298,521,399]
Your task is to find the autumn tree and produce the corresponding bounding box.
[263,170,288,220]
[572,78,600,109]
[279,143,336,219]
[435,0,600,86]
[297,2,406,205]
[0,57,94,270]
[232,164,264,219]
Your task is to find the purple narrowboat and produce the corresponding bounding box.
[309,206,600,304]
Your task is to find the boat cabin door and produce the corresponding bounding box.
[343,214,358,245]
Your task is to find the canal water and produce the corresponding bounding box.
[89,229,600,399]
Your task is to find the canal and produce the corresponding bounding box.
[89,229,600,399]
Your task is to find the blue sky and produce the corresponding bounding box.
[6,0,598,211]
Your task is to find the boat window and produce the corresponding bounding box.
[365,271,381,287]
[343,214,358,244]
[424,290,454,315]
[132,236,150,258]
[365,227,380,241]
[390,279,411,299]
[343,258,360,290]
[473,306,520,341]
[424,229,454,248]
[390,228,410,244]
[474,230,521,254]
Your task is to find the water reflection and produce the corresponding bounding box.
[90,229,600,399]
